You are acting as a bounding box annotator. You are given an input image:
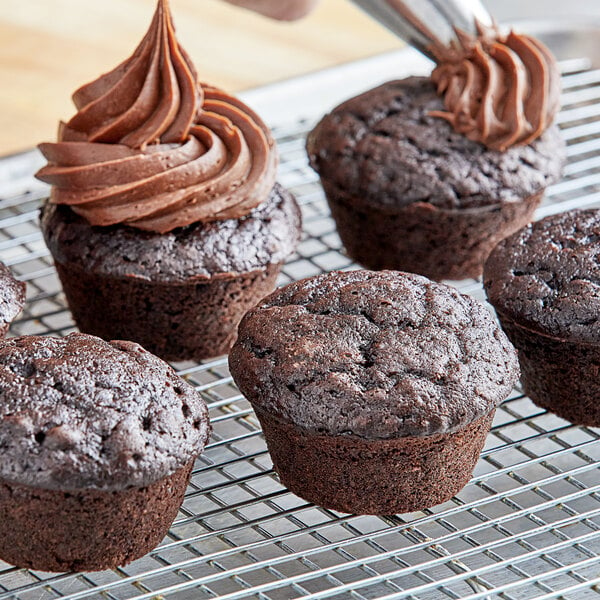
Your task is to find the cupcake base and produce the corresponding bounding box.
[0,461,193,572]
[498,313,600,426]
[41,183,301,362]
[323,181,542,281]
[54,261,281,361]
[255,409,494,515]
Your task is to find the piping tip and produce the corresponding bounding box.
[348,0,493,61]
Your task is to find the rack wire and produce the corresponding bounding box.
[1,53,600,600]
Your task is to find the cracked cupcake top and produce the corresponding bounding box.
[229,270,519,439]
[484,209,600,344]
[0,333,210,491]
[40,183,301,283]
[0,262,25,334]
[306,77,564,210]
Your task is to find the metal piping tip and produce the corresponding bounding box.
[348,0,493,61]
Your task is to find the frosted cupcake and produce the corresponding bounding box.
[307,24,565,280]
[36,0,301,360]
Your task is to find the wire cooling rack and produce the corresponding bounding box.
[2,45,600,600]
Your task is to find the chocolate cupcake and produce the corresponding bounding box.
[484,209,600,426]
[41,184,298,360]
[0,262,25,338]
[0,333,209,572]
[229,270,519,515]
[35,0,301,361]
[307,26,565,281]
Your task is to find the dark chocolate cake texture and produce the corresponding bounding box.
[230,270,519,514]
[0,262,25,337]
[0,333,210,572]
[484,209,600,426]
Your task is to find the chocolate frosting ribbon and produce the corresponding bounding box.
[36,0,277,233]
[430,22,561,151]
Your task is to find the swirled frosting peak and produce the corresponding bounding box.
[430,22,560,151]
[35,0,277,233]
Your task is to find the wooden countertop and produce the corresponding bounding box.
[0,0,399,156]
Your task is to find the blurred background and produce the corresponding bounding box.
[0,0,400,156]
[0,0,597,156]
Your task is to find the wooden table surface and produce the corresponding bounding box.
[0,0,399,156]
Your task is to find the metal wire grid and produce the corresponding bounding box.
[0,57,600,600]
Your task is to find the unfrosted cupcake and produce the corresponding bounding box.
[36,0,301,361]
[307,25,565,280]
[230,270,519,515]
[0,333,209,572]
[484,209,600,426]
[0,262,25,338]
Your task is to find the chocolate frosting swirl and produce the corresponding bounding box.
[35,0,277,233]
[430,22,561,151]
